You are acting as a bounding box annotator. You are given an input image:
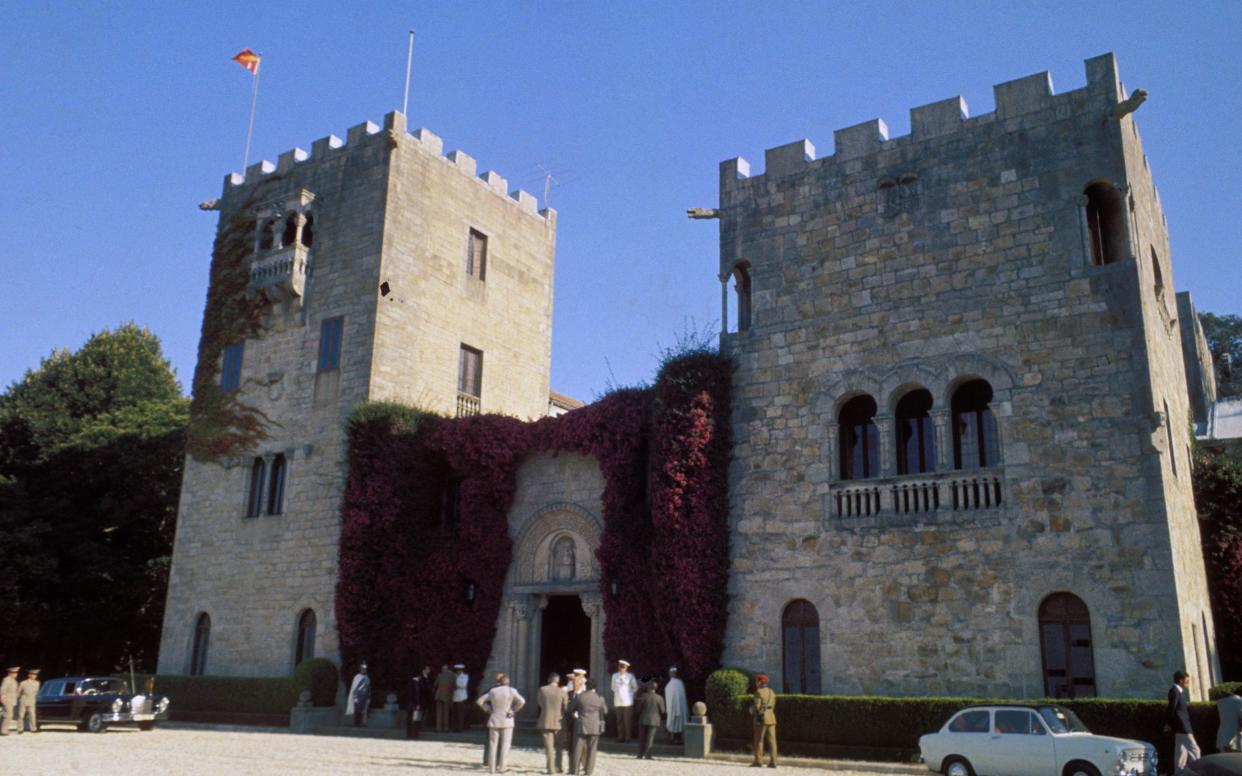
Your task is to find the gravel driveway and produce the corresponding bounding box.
[1,725,924,775]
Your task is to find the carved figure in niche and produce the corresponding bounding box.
[550,536,576,581]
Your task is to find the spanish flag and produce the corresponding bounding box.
[232,49,260,74]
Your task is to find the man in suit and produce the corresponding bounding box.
[564,669,586,774]
[537,672,569,774]
[406,665,431,739]
[16,668,39,734]
[1164,670,1199,775]
[637,678,666,760]
[1218,687,1242,753]
[570,679,608,776]
[751,673,777,768]
[0,667,18,735]
[477,672,525,774]
[433,664,455,732]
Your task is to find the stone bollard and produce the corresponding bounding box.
[683,701,712,758]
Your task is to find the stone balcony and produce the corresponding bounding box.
[828,468,1004,523]
[249,244,308,304]
[456,392,481,418]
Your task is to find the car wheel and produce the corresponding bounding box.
[139,721,155,731]
[1063,762,1101,776]
[81,713,106,733]
[943,756,976,776]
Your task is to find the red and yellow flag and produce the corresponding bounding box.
[232,49,260,74]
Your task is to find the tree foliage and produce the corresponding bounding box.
[0,324,188,674]
[1193,442,1242,680]
[1199,312,1242,399]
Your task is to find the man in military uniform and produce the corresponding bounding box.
[751,673,777,768]
[0,666,19,735]
[17,668,40,734]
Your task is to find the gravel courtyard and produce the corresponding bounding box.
[0,725,923,775]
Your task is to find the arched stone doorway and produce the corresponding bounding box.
[486,502,606,707]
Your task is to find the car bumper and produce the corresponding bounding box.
[101,711,170,724]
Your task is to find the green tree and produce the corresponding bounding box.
[1199,312,1242,399]
[0,324,188,673]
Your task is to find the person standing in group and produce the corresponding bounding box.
[637,678,666,760]
[0,667,18,735]
[17,668,39,734]
[476,672,525,775]
[433,664,455,733]
[610,659,638,743]
[565,669,586,774]
[1164,670,1199,775]
[346,662,371,727]
[751,673,777,769]
[406,665,432,739]
[664,666,688,744]
[571,679,608,776]
[1218,685,1242,753]
[452,663,470,732]
[537,672,568,775]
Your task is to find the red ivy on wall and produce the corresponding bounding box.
[335,354,733,698]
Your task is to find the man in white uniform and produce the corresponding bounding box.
[452,663,470,732]
[345,661,371,727]
[610,659,638,743]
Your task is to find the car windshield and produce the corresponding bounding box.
[78,678,129,695]
[1038,706,1091,733]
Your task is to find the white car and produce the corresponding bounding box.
[918,704,1157,776]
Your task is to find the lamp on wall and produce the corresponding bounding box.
[464,580,477,605]
[609,579,619,599]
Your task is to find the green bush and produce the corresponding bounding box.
[294,658,339,707]
[1211,682,1242,701]
[705,668,753,733]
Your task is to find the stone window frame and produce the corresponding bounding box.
[894,387,937,475]
[726,261,752,333]
[1079,180,1130,267]
[189,612,211,677]
[467,227,488,281]
[245,456,266,518]
[253,189,317,255]
[458,344,483,398]
[220,341,244,394]
[294,608,317,668]
[838,393,881,481]
[317,316,344,373]
[267,453,288,515]
[1037,592,1097,699]
[949,378,1000,471]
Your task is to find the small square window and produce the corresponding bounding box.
[318,317,343,372]
[467,229,487,280]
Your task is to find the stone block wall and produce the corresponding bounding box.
[718,53,1215,698]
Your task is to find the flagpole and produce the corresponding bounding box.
[242,58,261,173]
[402,30,416,116]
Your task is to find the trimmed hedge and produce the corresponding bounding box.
[1211,682,1242,701]
[142,658,339,717]
[703,670,1232,765]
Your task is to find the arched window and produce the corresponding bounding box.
[781,600,821,694]
[258,219,275,251]
[550,536,576,581]
[1038,593,1096,698]
[895,389,936,475]
[1084,182,1126,266]
[246,457,266,518]
[190,613,211,676]
[951,380,998,469]
[731,262,752,333]
[295,609,316,666]
[301,213,314,248]
[267,454,287,515]
[839,395,880,480]
[281,213,298,247]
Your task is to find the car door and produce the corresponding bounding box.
[992,709,1055,776]
[38,680,72,721]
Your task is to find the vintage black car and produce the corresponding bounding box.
[35,676,170,732]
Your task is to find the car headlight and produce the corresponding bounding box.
[111,699,124,713]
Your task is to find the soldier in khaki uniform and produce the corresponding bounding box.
[17,668,39,733]
[750,673,777,768]
[1,667,19,735]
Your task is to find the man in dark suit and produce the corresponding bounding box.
[1164,669,1200,775]
[570,679,608,776]
[406,665,431,739]
[537,672,569,774]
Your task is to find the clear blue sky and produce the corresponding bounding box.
[2,2,1239,402]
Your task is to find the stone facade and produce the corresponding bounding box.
[158,113,556,677]
[717,53,1219,699]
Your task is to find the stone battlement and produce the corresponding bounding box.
[225,110,551,219]
[722,53,1127,188]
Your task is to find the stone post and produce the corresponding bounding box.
[580,593,605,684]
[931,409,951,472]
[684,701,712,758]
[719,275,730,334]
[875,415,894,477]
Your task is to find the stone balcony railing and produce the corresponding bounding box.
[829,469,1004,520]
[249,244,308,304]
[456,392,481,418]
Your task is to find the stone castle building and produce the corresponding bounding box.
[160,53,1222,702]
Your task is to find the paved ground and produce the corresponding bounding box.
[1,724,926,775]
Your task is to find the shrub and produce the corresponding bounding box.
[1211,682,1242,701]
[146,675,300,715]
[294,658,340,706]
[705,668,753,733]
